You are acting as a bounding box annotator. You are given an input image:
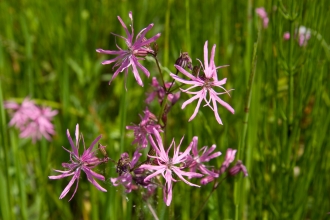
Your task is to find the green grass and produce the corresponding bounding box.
[0,0,330,219]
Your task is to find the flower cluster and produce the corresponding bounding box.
[47,11,248,208]
[283,26,311,47]
[112,128,247,206]
[4,98,58,143]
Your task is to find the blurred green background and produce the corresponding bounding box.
[0,0,329,219]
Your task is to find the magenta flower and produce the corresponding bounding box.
[219,148,237,175]
[96,11,161,87]
[49,124,107,201]
[126,108,162,148]
[255,7,269,28]
[186,136,221,177]
[170,41,234,124]
[229,160,248,177]
[140,129,203,206]
[145,77,180,105]
[4,98,58,143]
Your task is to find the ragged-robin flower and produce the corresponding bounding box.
[145,77,181,105]
[229,160,248,177]
[140,129,203,206]
[48,124,107,201]
[96,11,161,87]
[170,41,234,124]
[186,136,221,178]
[4,98,58,143]
[126,108,162,149]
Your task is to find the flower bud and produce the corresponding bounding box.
[175,52,193,70]
[229,160,248,177]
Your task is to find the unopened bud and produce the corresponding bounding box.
[229,160,248,177]
[175,52,193,70]
[200,175,215,185]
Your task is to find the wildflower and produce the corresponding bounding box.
[4,98,58,143]
[145,77,181,105]
[48,124,107,201]
[229,160,248,177]
[175,52,193,71]
[126,108,162,148]
[140,129,203,206]
[255,7,269,28]
[219,148,237,175]
[297,26,311,46]
[96,11,161,87]
[283,26,311,47]
[170,41,234,124]
[186,136,221,177]
[283,32,290,40]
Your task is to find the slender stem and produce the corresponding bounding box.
[146,200,159,220]
[153,56,166,88]
[193,177,227,220]
[234,27,260,220]
[0,75,14,220]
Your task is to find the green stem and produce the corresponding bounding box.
[0,76,14,220]
[234,28,260,220]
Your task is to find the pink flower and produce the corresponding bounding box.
[145,77,180,105]
[96,11,161,87]
[283,32,291,40]
[126,108,162,148]
[4,98,58,143]
[219,148,237,175]
[186,136,221,178]
[297,26,311,46]
[49,124,107,201]
[255,7,269,28]
[140,129,203,206]
[229,160,248,177]
[170,41,234,125]
[283,26,311,47]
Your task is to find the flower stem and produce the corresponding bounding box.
[153,56,166,89]
[234,26,260,220]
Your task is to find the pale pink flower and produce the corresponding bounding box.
[140,129,203,206]
[283,32,291,40]
[126,108,162,148]
[255,7,269,28]
[186,136,221,177]
[297,26,311,46]
[49,124,107,201]
[96,11,161,87]
[4,98,58,143]
[170,41,234,124]
[283,26,311,47]
[4,98,39,128]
